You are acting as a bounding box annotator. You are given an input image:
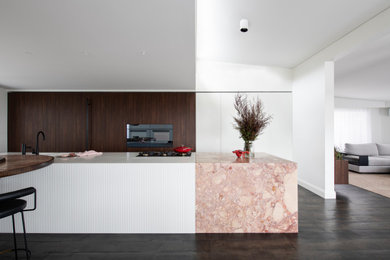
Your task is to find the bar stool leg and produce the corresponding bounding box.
[21,212,30,259]
[11,214,18,259]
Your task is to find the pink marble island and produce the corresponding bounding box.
[196,153,298,233]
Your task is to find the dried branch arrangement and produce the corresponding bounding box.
[233,94,272,142]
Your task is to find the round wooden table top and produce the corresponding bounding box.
[0,155,54,178]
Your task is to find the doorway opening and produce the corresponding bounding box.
[334,33,390,198]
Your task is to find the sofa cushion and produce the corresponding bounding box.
[345,143,378,156]
[376,144,390,155]
[369,156,390,166]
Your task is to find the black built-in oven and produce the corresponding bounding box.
[126,124,173,148]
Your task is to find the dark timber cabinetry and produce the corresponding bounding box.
[8,92,195,153]
[334,159,349,184]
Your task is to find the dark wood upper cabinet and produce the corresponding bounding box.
[55,93,88,152]
[8,92,196,153]
[8,92,86,153]
[89,93,128,152]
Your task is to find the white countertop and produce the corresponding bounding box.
[0,152,295,164]
[53,152,195,164]
[0,152,195,163]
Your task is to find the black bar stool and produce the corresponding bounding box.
[0,187,36,259]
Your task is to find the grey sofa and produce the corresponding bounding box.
[344,143,390,173]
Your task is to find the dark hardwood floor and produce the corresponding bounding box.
[1,185,390,259]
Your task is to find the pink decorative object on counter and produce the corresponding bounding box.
[75,150,103,157]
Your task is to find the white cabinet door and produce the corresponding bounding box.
[196,93,221,152]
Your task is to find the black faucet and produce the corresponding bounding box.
[34,131,45,155]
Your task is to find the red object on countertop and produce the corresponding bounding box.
[233,150,249,158]
[174,145,192,153]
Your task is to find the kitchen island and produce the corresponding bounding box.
[196,153,298,233]
[0,153,195,233]
[0,152,297,233]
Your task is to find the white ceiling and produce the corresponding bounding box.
[1,1,389,90]
[197,0,390,68]
[335,33,390,101]
[0,0,195,90]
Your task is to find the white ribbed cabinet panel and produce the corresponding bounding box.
[0,163,195,233]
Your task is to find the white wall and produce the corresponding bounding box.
[335,97,388,108]
[293,7,390,199]
[370,108,390,144]
[197,60,292,92]
[293,64,329,197]
[335,97,390,144]
[0,87,6,152]
[196,93,292,160]
[196,61,293,160]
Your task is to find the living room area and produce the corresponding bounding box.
[334,33,390,198]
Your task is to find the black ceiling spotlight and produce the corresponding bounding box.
[240,19,248,32]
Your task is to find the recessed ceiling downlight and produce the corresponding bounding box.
[240,19,248,32]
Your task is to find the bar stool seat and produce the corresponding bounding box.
[0,187,36,260]
[0,199,27,219]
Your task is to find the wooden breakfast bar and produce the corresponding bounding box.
[0,155,54,178]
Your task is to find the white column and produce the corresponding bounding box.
[0,87,7,152]
[324,61,336,199]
